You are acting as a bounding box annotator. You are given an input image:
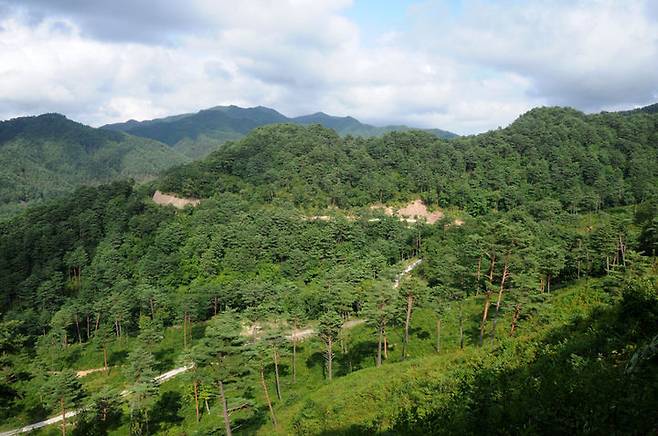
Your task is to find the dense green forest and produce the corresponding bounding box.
[0,106,656,435]
[102,105,457,159]
[0,114,189,219]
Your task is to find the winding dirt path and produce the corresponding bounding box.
[0,365,193,436]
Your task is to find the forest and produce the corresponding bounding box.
[0,105,656,435]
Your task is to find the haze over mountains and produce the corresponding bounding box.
[102,105,458,159]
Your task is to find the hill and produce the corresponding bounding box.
[619,102,658,115]
[158,106,658,212]
[0,113,189,218]
[102,105,458,158]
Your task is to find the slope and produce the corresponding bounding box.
[268,276,658,435]
[0,113,189,218]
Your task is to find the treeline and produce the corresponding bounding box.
[159,107,658,213]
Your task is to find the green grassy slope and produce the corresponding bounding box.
[268,277,658,435]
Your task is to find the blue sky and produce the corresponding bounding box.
[0,0,656,134]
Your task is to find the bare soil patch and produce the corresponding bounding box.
[152,190,200,209]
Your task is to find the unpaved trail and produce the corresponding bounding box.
[287,318,366,341]
[0,365,193,436]
[76,367,108,377]
[394,258,423,288]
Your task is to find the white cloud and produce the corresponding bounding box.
[0,0,656,134]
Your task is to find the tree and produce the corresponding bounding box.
[45,369,85,436]
[202,310,248,435]
[263,326,287,400]
[92,321,115,373]
[137,315,163,351]
[363,283,399,367]
[398,277,428,359]
[318,311,342,381]
[244,340,277,429]
[64,246,88,288]
[287,309,306,384]
[124,348,158,435]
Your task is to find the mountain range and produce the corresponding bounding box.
[0,113,189,218]
[102,105,458,159]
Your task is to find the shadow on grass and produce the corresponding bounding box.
[151,391,184,433]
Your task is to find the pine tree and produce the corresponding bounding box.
[318,311,342,380]
[45,369,85,436]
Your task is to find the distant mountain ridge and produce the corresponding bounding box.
[0,113,188,218]
[102,105,458,158]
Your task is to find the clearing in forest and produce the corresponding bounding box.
[152,190,201,209]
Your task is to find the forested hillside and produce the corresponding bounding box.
[159,106,658,213]
[0,106,656,435]
[0,114,189,219]
[102,105,457,159]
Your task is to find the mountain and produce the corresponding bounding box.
[0,113,189,218]
[102,105,458,159]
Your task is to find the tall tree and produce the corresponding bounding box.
[45,369,85,436]
[318,311,342,381]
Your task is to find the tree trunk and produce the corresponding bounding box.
[479,292,491,347]
[510,304,521,335]
[487,253,496,283]
[402,294,414,359]
[103,346,108,373]
[205,399,210,413]
[86,315,91,341]
[60,397,66,436]
[95,313,100,334]
[436,318,441,353]
[547,274,552,293]
[476,255,482,295]
[213,297,218,316]
[260,366,277,427]
[219,380,232,436]
[459,310,464,349]
[384,333,388,359]
[273,349,282,400]
[194,380,200,422]
[75,314,82,344]
[490,262,509,343]
[183,312,188,349]
[292,339,297,383]
[327,338,333,381]
[376,325,383,367]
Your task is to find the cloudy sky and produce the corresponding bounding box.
[0,0,656,134]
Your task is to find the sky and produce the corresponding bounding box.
[0,0,656,134]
